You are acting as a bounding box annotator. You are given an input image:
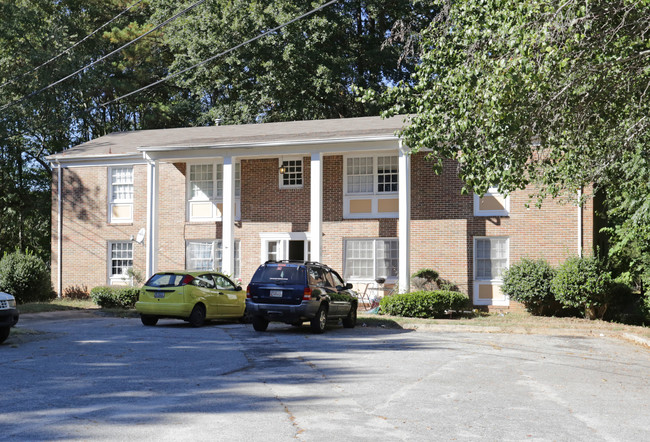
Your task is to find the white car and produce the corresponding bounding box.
[0,292,19,344]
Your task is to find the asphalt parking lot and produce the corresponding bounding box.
[2,312,649,441]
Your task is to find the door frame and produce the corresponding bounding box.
[259,232,312,263]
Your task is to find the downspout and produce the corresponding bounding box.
[578,188,583,257]
[57,161,63,298]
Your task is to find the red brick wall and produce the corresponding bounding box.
[53,165,147,292]
[52,153,596,305]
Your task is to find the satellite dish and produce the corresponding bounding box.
[135,228,145,244]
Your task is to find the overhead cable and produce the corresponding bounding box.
[101,0,340,108]
[0,0,145,91]
[0,0,208,113]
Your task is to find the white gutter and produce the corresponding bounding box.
[137,135,399,152]
[578,188,583,257]
[56,161,63,298]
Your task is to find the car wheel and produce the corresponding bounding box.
[141,315,158,326]
[310,305,328,334]
[189,304,206,327]
[252,316,269,332]
[0,326,10,344]
[342,305,357,328]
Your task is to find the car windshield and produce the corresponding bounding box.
[145,273,186,288]
[251,265,306,285]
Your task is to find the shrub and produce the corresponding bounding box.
[411,268,460,292]
[63,284,90,300]
[90,286,140,309]
[379,290,469,318]
[501,258,560,316]
[551,256,613,319]
[603,283,647,325]
[0,250,55,304]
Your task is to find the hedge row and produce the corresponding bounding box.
[90,286,140,309]
[502,256,649,322]
[379,290,469,318]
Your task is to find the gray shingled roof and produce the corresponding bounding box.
[48,115,407,160]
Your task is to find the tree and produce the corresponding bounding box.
[0,0,202,260]
[371,0,650,285]
[374,0,649,196]
[150,0,437,124]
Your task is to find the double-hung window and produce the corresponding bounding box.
[279,158,303,188]
[186,239,241,278]
[188,162,240,221]
[344,155,399,218]
[109,241,133,285]
[109,167,133,223]
[344,238,398,281]
[473,236,509,305]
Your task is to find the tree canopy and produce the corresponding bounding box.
[371,0,650,286]
[375,0,649,198]
[0,0,437,261]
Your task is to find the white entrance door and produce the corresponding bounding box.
[260,233,311,263]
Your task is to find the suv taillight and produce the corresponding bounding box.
[246,285,252,299]
[303,287,312,300]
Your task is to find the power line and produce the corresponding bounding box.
[101,0,340,108]
[0,0,208,114]
[0,0,145,91]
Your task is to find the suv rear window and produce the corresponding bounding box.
[251,265,306,285]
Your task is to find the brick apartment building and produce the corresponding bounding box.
[47,115,595,308]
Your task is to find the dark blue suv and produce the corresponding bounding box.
[246,261,358,333]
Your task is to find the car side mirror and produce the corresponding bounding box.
[235,286,242,291]
[345,283,353,289]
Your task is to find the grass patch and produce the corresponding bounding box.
[18,298,97,313]
[18,299,138,318]
[358,311,650,340]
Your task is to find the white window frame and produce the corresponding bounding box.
[259,232,311,263]
[473,236,510,306]
[343,238,399,282]
[108,241,133,285]
[278,157,304,189]
[473,187,510,217]
[343,153,399,219]
[185,239,241,279]
[108,167,134,223]
[187,161,241,222]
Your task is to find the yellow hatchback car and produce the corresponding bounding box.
[135,271,246,327]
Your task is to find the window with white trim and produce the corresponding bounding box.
[187,162,240,221]
[344,155,399,219]
[186,239,240,278]
[344,238,399,280]
[474,187,510,216]
[346,156,398,195]
[377,156,398,193]
[279,158,303,188]
[109,167,133,223]
[347,157,374,193]
[474,237,509,280]
[109,242,133,284]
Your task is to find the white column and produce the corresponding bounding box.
[57,163,63,298]
[398,142,411,294]
[145,158,159,278]
[310,152,323,262]
[222,156,235,275]
[577,188,583,257]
